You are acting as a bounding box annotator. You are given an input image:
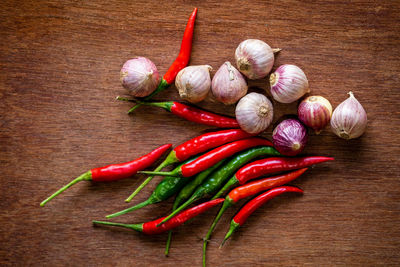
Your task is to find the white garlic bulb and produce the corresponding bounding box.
[269,64,309,103]
[211,62,248,105]
[120,57,160,97]
[235,92,274,134]
[331,92,367,139]
[175,65,212,103]
[235,39,277,79]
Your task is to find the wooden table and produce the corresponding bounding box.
[1,1,399,266]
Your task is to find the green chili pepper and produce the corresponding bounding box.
[158,146,280,226]
[106,157,198,219]
[164,159,227,256]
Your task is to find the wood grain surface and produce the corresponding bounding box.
[1,0,400,266]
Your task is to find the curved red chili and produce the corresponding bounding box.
[227,168,308,203]
[125,129,252,202]
[139,138,273,178]
[203,169,308,266]
[128,8,197,114]
[214,156,334,198]
[40,144,172,206]
[162,8,197,84]
[92,198,224,235]
[220,186,303,247]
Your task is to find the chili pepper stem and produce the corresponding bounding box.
[203,199,233,267]
[165,230,173,256]
[157,192,201,226]
[92,220,143,232]
[164,196,182,256]
[125,156,175,202]
[219,221,240,248]
[116,96,173,111]
[138,170,178,177]
[40,171,92,207]
[106,198,153,219]
[127,79,170,113]
[212,176,238,200]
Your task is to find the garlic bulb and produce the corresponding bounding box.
[269,64,310,103]
[120,57,160,97]
[298,96,333,134]
[175,65,212,103]
[212,62,248,105]
[272,119,308,156]
[331,92,367,139]
[235,92,274,134]
[235,39,277,79]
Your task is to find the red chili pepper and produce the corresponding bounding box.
[125,129,252,202]
[162,8,197,84]
[92,198,224,234]
[226,168,308,203]
[117,97,239,128]
[40,144,172,206]
[220,186,303,247]
[128,8,198,114]
[139,138,273,178]
[214,156,334,198]
[203,169,308,266]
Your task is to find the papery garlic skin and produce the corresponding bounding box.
[235,39,275,79]
[331,92,367,139]
[235,92,273,134]
[212,62,248,105]
[298,96,332,134]
[175,65,212,103]
[270,64,310,103]
[272,119,308,156]
[120,57,160,97]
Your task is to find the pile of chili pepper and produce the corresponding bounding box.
[39,7,336,267]
[41,127,333,264]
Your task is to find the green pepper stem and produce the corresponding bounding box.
[165,198,180,256]
[157,191,202,227]
[106,198,153,219]
[125,155,175,202]
[40,171,92,207]
[203,199,232,266]
[212,176,238,200]
[92,220,143,232]
[127,79,170,113]
[115,96,134,102]
[202,239,207,267]
[219,221,240,248]
[165,230,173,257]
[138,170,178,177]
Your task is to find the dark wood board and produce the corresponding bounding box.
[1,0,399,266]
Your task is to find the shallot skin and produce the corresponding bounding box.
[270,64,309,103]
[211,62,248,105]
[175,65,212,103]
[330,92,367,139]
[298,96,332,134]
[235,92,274,134]
[120,57,160,97]
[235,39,275,79]
[272,119,308,156]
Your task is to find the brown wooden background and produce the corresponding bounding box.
[1,0,400,266]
